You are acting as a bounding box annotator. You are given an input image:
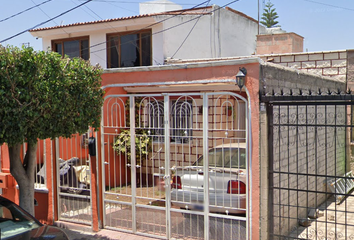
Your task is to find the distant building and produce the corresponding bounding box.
[256,27,304,55]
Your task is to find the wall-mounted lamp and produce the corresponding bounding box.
[235,67,247,91]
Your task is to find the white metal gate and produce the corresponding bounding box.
[56,132,93,225]
[101,92,249,239]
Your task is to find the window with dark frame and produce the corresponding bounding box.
[149,100,193,143]
[52,37,89,60]
[107,30,152,68]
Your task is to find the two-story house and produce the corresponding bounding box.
[29,0,265,68]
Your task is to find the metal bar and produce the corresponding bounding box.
[260,95,354,103]
[164,94,171,239]
[270,171,354,179]
[287,105,290,235]
[277,105,281,237]
[244,88,251,240]
[130,95,137,233]
[267,103,274,239]
[58,192,91,199]
[55,138,60,220]
[203,92,210,240]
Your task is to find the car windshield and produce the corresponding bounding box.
[193,147,246,168]
[0,199,41,239]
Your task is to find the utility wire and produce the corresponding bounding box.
[89,0,239,61]
[0,0,92,43]
[0,0,54,23]
[171,0,210,58]
[89,0,215,53]
[31,0,59,25]
[149,0,240,41]
[302,0,354,12]
[88,0,212,65]
[76,0,196,4]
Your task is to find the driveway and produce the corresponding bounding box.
[288,194,354,239]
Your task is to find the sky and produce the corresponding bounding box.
[0,0,353,53]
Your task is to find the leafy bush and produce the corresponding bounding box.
[112,97,152,164]
[113,129,151,164]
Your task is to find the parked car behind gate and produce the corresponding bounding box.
[0,196,69,240]
[171,143,247,215]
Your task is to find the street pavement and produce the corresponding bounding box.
[57,222,158,240]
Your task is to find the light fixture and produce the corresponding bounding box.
[235,67,247,91]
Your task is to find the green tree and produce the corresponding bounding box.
[0,46,104,215]
[260,1,280,28]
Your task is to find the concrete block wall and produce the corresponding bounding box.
[261,62,346,95]
[259,50,347,83]
[260,65,348,237]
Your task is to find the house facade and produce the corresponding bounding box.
[0,1,351,239]
[29,2,265,69]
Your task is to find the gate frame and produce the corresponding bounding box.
[261,93,354,240]
[100,91,252,239]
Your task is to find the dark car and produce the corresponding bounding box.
[0,196,68,240]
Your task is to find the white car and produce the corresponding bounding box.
[171,143,247,215]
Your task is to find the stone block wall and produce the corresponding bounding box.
[260,62,346,95]
[259,50,347,83]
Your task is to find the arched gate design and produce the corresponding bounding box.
[101,92,250,239]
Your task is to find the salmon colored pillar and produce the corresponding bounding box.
[245,63,261,240]
[89,129,100,232]
[45,139,55,225]
[1,144,18,203]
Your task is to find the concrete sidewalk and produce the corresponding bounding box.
[56,221,158,240]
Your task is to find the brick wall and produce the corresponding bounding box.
[259,50,347,83]
[256,32,304,55]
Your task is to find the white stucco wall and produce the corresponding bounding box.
[89,32,107,68]
[152,24,164,65]
[156,5,265,60]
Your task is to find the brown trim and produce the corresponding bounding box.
[51,36,90,59]
[106,29,152,68]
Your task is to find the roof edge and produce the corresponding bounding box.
[29,6,213,33]
[102,57,262,74]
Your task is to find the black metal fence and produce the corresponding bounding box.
[262,94,354,240]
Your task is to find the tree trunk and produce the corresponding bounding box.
[9,142,38,215]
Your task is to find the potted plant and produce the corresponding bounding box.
[227,106,233,116]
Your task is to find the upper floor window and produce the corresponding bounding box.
[107,30,151,68]
[52,37,89,60]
